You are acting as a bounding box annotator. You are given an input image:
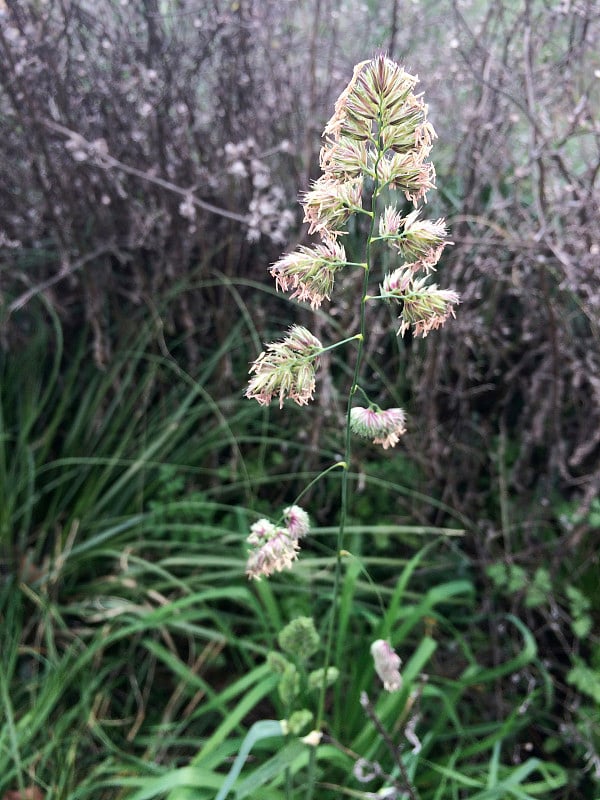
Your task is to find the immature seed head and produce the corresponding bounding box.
[370,639,403,692]
[350,406,407,449]
[246,325,322,408]
[269,239,347,309]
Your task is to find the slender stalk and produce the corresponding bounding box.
[360,692,420,800]
[318,333,362,355]
[251,57,455,800]
[287,461,346,515]
[305,165,381,800]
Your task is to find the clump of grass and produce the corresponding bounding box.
[160,54,558,800]
[0,301,279,797]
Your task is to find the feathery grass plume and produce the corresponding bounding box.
[370,639,403,692]
[278,616,320,661]
[350,406,407,449]
[245,325,322,408]
[269,239,347,308]
[246,505,310,580]
[378,207,449,271]
[381,268,460,338]
[302,176,363,237]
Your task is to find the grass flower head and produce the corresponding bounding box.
[379,207,449,271]
[246,528,300,580]
[246,505,311,580]
[370,639,403,692]
[246,325,322,408]
[350,405,407,449]
[269,239,347,309]
[382,269,460,338]
[302,176,363,237]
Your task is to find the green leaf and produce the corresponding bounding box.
[571,614,592,639]
[525,568,551,608]
[567,659,600,704]
[213,720,285,800]
[234,738,307,799]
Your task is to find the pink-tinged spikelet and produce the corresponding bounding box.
[350,406,407,449]
[283,505,310,540]
[246,529,300,580]
[269,238,347,309]
[246,504,310,580]
[246,326,322,408]
[370,639,403,692]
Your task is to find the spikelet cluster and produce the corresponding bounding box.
[370,639,403,692]
[247,55,457,418]
[245,57,459,578]
[245,326,322,408]
[246,505,310,580]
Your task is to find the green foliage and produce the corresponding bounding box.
[1,304,592,799]
[567,658,600,706]
[566,586,593,640]
[278,617,320,663]
[486,563,555,610]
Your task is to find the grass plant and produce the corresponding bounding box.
[1,51,595,799]
[0,297,586,797]
[206,55,575,799]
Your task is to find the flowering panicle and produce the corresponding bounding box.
[376,151,436,205]
[245,325,322,408]
[381,268,460,338]
[302,176,363,237]
[318,56,438,212]
[269,239,347,309]
[246,505,310,580]
[370,640,403,692]
[246,56,458,590]
[320,137,370,181]
[350,406,407,449]
[379,208,449,271]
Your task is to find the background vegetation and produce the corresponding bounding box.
[0,0,598,798]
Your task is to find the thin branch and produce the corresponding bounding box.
[41,118,250,225]
[360,692,420,800]
[6,245,120,315]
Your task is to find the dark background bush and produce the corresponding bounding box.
[1,0,599,537]
[1,2,599,792]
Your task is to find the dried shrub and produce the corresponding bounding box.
[0,0,353,359]
[407,0,600,526]
[1,0,599,530]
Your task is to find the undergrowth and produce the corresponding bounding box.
[0,26,597,795]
